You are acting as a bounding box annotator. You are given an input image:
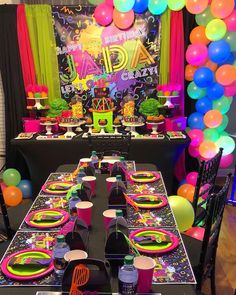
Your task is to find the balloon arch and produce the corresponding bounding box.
[90,0,235,173]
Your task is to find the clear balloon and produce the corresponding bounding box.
[186,172,199,186]
[3,186,23,207]
[113,9,135,30]
[188,112,205,129]
[94,3,113,26]
[206,82,225,100]
[148,0,168,15]
[190,26,210,44]
[224,10,236,31]
[186,0,208,14]
[224,31,236,51]
[216,64,236,86]
[203,128,220,142]
[186,44,208,66]
[195,6,213,26]
[193,67,214,88]
[199,141,219,159]
[17,180,33,199]
[216,136,235,155]
[219,153,234,168]
[196,97,213,114]
[188,129,205,147]
[114,0,135,12]
[3,168,21,186]
[208,40,231,64]
[168,196,195,232]
[204,109,223,128]
[133,0,148,13]
[213,96,232,114]
[205,19,227,41]
[187,81,207,99]
[167,0,185,11]
[210,0,234,19]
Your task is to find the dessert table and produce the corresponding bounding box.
[0,163,196,295]
[11,135,190,196]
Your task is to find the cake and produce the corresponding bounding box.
[113,118,121,126]
[146,115,165,123]
[40,117,57,124]
[60,117,79,124]
[123,100,135,117]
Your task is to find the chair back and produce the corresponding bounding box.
[192,148,223,216]
[197,174,231,289]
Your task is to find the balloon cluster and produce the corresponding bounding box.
[185,1,236,167]
[1,169,32,206]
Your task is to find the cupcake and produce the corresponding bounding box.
[113,118,121,126]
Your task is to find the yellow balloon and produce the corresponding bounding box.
[167,0,185,11]
[205,19,227,41]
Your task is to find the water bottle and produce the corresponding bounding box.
[90,151,99,173]
[118,255,138,295]
[77,167,86,184]
[69,190,81,218]
[52,235,70,275]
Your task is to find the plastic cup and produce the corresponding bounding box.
[103,209,116,231]
[76,201,93,226]
[64,250,88,262]
[133,256,156,293]
[82,176,96,196]
[79,158,91,166]
[106,177,116,192]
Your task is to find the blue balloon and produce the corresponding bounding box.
[188,112,205,130]
[208,40,231,64]
[133,0,148,13]
[206,82,225,100]
[196,97,213,114]
[179,179,187,187]
[193,67,214,88]
[17,179,32,198]
[218,53,235,66]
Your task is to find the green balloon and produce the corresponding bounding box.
[206,19,227,41]
[114,0,135,12]
[203,128,219,142]
[224,32,236,52]
[3,168,21,186]
[167,0,185,11]
[187,82,206,100]
[168,195,195,232]
[213,96,231,115]
[195,6,213,27]
[88,0,103,5]
[216,136,235,156]
[216,114,229,133]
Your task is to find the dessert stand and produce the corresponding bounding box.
[122,121,145,137]
[40,122,57,135]
[147,121,164,135]
[27,97,48,110]
[59,122,80,138]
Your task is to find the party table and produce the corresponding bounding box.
[0,163,196,295]
[11,135,190,196]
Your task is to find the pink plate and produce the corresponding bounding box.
[1,248,54,280]
[25,208,70,229]
[41,181,75,194]
[129,227,179,254]
[130,194,167,209]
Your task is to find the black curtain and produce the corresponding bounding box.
[0,5,29,176]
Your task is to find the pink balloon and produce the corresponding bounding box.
[220,153,234,168]
[186,44,208,66]
[188,129,204,147]
[224,81,236,97]
[185,227,205,241]
[186,172,199,186]
[200,183,211,199]
[224,10,236,31]
[94,3,113,26]
[105,0,114,6]
[188,145,200,158]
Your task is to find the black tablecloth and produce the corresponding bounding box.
[11,136,190,196]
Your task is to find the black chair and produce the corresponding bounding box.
[183,174,231,295]
[0,192,13,241]
[192,148,223,225]
[227,163,236,206]
[87,132,131,159]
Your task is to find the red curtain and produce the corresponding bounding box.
[17,4,36,89]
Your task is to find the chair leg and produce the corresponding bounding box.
[210,265,216,295]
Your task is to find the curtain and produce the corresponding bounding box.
[25,4,61,103]
[17,4,36,89]
[160,8,170,85]
[0,4,28,175]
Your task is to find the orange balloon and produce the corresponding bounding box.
[216,65,236,86]
[190,26,210,45]
[3,186,23,206]
[113,8,135,30]
[211,0,234,19]
[185,64,197,81]
[177,184,195,199]
[199,141,219,159]
[186,185,195,202]
[204,109,223,128]
[203,59,218,72]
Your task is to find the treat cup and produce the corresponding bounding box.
[133,256,155,293]
[82,176,96,196]
[76,201,93,226]
[106,177,116,192]
[79,158,92,166]
[103,209,116,231]
[64,250,88,262]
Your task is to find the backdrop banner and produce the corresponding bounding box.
[52,5,161,113]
